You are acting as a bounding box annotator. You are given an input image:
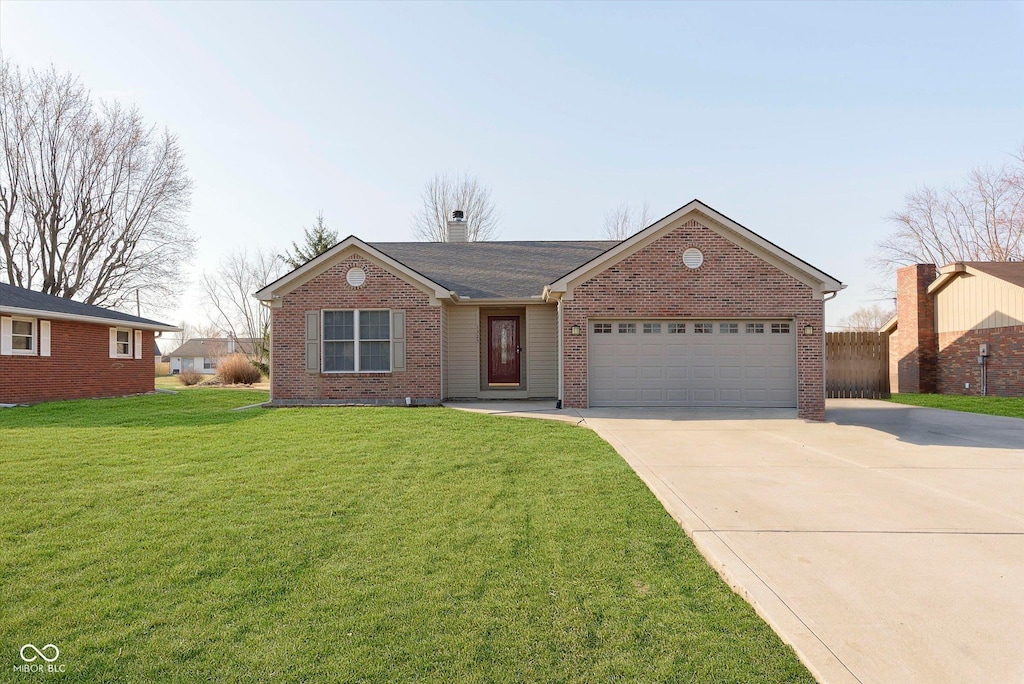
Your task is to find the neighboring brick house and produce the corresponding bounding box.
[168,337,259,375]
[0,282,179,404]
[255,200,844,420]
[882,262,1024,397]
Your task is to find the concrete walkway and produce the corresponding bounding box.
[446,399,1024,684]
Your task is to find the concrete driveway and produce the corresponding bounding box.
[450,399,1024,684]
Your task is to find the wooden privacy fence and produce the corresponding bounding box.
[826,332,890,399]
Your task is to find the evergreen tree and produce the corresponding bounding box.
[282,212,339,269]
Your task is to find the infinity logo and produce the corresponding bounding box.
[20,644,59,663]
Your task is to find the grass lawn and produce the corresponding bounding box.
[887,393,1024,419]
[0,391,811,683]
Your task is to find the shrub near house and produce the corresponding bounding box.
[0,282,179,404]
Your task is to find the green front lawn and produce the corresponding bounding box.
[888,393,1024,419]
[0,392,811,682]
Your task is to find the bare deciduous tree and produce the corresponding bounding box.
[835,303,895,332]
[877,147,1024,274]
[201,249,283,368]
[412,172,499,241]
[165,319,223,353]
[602,201,652,240]
[0,61,194,312]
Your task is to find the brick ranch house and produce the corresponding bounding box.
[0,282,179,404]
[255,200,845,420]
[882,262,1024,397]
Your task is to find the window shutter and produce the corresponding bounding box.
[0,317,11,356]
[305,311,320,373]
[134,330,143,359]
[40,321,51,357]
[109,328,118,358]
[392,310,406,371]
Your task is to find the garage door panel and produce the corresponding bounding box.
[693,365,716,379]
[589,319,797,408]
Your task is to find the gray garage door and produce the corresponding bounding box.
[588,320,797,407]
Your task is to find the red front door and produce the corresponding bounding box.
[488,317,520,385]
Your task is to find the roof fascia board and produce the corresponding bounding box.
[254,236,453,303]
[547,200,844,298]
[0,305,180,332]
[879,315,898,334]
[447,297,550,306]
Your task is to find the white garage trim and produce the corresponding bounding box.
[588,318,797,408]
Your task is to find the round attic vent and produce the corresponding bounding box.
[346,267,366,287]
[682,247,704,269]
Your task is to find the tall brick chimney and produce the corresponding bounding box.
[895,264,938,393]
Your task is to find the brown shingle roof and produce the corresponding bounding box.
[368,241,617,298]
[963,262,1024,289]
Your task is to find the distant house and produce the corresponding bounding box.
[882,262,1024,397]
[0,282,179,404]
[168,338,258,375]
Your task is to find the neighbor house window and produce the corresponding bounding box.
[771,323,791,334]
[322,310,390,372]
[11,318,35,353]
[203,358,213,370]
[115,328,131,356]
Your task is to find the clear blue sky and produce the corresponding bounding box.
[1,1,1021,330]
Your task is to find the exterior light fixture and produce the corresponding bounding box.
[571,325,582,336]
[803,324,814,335]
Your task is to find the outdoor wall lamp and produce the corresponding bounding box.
[570,325,582,336]
[803,324,814,335]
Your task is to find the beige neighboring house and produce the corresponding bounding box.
[881,262,1024,397]
[168,337,258,375]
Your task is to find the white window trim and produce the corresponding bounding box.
[9,316,37,356]
[321,309,392,374]
[114,327,133,358]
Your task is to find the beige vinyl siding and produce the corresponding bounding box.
[447,306,480,398]
[526,305,558,398]
[936,272,1024,333]
[440,305,448,399]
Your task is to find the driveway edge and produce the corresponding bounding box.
[593,426,859,684]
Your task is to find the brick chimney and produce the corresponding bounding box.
[446,210,467,242]
[895,264,938,393]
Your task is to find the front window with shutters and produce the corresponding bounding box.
[322,310,391,372]
[115,328,131,357]
[11,317,36,354]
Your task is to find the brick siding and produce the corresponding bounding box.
[271,254,442,404]
[937,325,1024,397]
[560,219,826,420]
[0,320,154,404]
